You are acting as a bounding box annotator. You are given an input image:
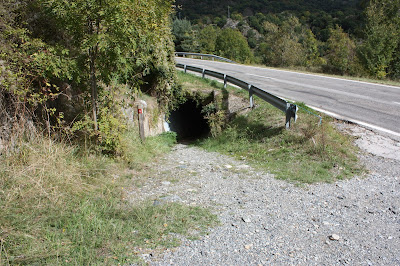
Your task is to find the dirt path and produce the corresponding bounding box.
[130,124,400,265]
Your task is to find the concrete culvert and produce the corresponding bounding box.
[168,99,210,141]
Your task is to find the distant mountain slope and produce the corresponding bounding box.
[176,0,362,19]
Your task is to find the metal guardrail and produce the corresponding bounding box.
[175,52,236,63]
[176,63,298,128]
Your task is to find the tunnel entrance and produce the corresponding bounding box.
[168,99,210,141]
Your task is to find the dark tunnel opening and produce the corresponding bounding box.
[168,99,210,141]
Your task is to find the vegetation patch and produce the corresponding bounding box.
[173,0,400,80]
[0,132,218,265]
[178,72,364,184]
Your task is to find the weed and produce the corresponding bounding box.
[0,132,217,264]
[178,72,364,184]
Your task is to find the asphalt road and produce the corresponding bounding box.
[176,57,400,139]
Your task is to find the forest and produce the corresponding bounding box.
[0,0,180,153]
[173,0,400,80]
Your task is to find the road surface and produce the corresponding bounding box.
[176,57,400,139]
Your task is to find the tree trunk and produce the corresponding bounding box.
[89,46,98,131]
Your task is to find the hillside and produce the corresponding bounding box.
[172,0,400,80]
[176,0,363,20]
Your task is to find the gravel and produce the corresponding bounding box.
[129,126,400,265]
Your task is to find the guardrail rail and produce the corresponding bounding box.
[176,63,298,129]
[175,52,236,63]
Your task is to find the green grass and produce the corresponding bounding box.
[177,70,228,92]
[0,132,218,265]
[178,72,364,184]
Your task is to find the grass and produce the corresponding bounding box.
[0,131,218,265]
[177,70,225,92]
[178,72,364,184]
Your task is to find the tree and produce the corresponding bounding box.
[326,26,356,75]
[260,17,305,67]
[388,44,400,79]
[215,28,253,63]
[358,0,400,78]
[198,25,220,53]
[301,29,322,67]
[41,0,176,129]
[172,19,199,52]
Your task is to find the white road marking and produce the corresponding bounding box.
[247,73,274,80]
[240,63,400,90]
[178,58,400,90]
[247,73,389,105]
[309,105,400,138]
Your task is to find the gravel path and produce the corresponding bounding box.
[130,126,400,265]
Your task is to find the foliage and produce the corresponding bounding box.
[0,3,75,106]
[260,17,306,67]
[171,0,400,81]
[301,29,323,67]
[1,0,180,154]
[358,0,400,79]
[70,83,129,154]
[198,25,220,54]
[326,26,357,75]
[41,0,177,128]
[388,44,400,80]
[172,19,199,52]
[215,28,253,63]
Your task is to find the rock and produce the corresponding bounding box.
[389,207,397,214]
[161,181,171,185]
[329,234,340,241]
[160,195,183,203]
[200,251,208,256]
[224,164,233,169]
[242,217,252,223]
[245,244,253,250]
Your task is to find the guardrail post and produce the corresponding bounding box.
[249,85,254,108]
[285,103,298,129]
[202,69,205,78]
[184,65,187,73]
[223,74,227,89]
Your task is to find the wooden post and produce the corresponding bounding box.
[136,101,147,142]
[249,85,254,108]
[138,108,145,142]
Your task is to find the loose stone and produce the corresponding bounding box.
[329,234,340,241]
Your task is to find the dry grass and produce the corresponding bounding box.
[0,132,217,265]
